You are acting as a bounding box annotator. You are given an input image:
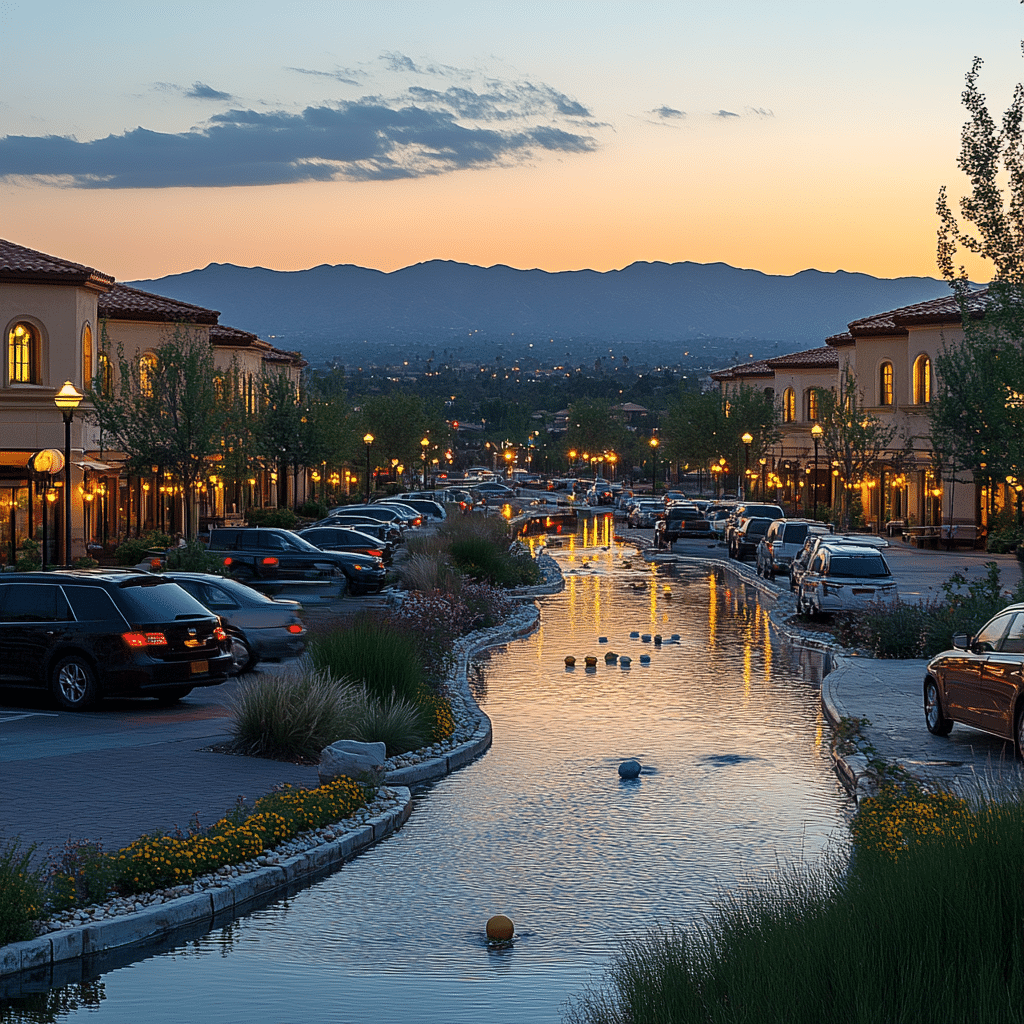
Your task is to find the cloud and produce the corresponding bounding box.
[713,109,740,118]
[651,106,686,120]
[288,65,365,87]
[0,94,597,189]
[185,82,232,101]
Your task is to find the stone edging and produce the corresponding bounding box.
[1,556,557,982]
[1,791,413,979]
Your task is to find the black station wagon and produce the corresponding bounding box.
[0,569,233,711]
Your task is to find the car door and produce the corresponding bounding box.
[974,611,1024,739]
[943,611,1014,729]
[0,582,74,686]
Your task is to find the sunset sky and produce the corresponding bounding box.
[2,0,1022,283]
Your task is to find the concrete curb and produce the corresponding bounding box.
[1,790,412,981]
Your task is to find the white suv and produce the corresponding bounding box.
[796,544,897,617]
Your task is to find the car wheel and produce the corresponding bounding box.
[924,679,953,737]
[155,687,194,705]
[51,654,99,711]
[1015,705,1024,759]
[228,636,256,675]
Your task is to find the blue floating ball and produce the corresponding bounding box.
[629,631,640,638]
[639,654,651,664]
[671,634,681,641]
[618,759,642,779]
[598,636,608,643]
[619,655,632,667]
[641,634,651,642]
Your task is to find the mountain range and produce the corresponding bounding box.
[128,260,956,368]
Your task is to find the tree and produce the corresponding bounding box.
[813,370,900,529]
[934,47,1024,494]
[90,325,224,540]
[563,398,627,464]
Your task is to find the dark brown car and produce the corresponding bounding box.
[924,603,1024,754]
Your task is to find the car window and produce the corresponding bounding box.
[975,612,1014,653]
[783,524,809,544]
[115,579,212,624]
[63,585,125,624]
[827,555,889,578]
[0,583,72,622]
[181,580,239,611]
[999,613,1024,654]
[258,532,289,551]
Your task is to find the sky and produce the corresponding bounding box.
[2,0,1023,283]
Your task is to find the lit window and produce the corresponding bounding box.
[783,388,795,423]
[140,352,158,397]
[806,389,818,421]
[8,321,39,384]
[879,362,893,405]
[97,351,112,396]
[82,324,93,387]
[913,355,931,405]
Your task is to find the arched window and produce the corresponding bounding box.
[879,361,893,405]
[82,323,93,388]
[913,355,931,405]
[8,321,40,384]
[806,388,819,421]
[782,388,796,423]
[139,352,158,398]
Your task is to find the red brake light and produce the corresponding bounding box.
[122,631,168,648]
[413,516,422,526]
[213,626,227,641]
[261,556,279,566]
[223,557,233,566]
[368,549,384,557]
[287,623,303,634]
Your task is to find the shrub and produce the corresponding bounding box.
[45,839,115,912]
[0,838,44,945]
[15,538,41,572]
[113,530,173,567]
[349,687,430,755]
[164,538,223,573]
[72,555,100,569]
[307,614,426,704]
[225,664,365,761]
[387,591,463,681]
[245,507,298,528]
[298,499,328,521]
[459,581,515,629]
[396,550,460,593]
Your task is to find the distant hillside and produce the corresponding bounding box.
[129,260,954,367]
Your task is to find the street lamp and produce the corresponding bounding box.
[421,437,430,489]
[649,437,659,495]
[759,457,767,500]
[363,433,374,502]
[741,432,753,500]
[811,424,823,512]
[54,381,83,567]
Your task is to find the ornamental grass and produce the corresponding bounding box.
[0,838,44,945]
[565,779,1024,1024]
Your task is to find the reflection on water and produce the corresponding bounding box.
[2,538,850,1024]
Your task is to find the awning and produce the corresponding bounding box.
[75,460,113,472]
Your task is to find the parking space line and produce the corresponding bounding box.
[0,712,60,722]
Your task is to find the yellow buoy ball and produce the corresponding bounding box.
[584,655,598,666]
[604,651,618,663]
[565,655,576,667]
[487,914,515,941]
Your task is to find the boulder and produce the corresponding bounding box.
[319,739,387,785]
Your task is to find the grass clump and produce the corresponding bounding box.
[0,838,44,945]
[565,780,1024,1024]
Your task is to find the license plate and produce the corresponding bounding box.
[190,660,209,675]
[852,589,873,596]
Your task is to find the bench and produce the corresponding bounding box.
[902,525,940,548]
[901,524,984,549]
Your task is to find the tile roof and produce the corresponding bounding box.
[766,346,839,369]
[210,324,270,350]
[710,359,774,381]
[846,288,988,336]
[0,238,114,292]
[98,283,219,325]
[263,346,307,369]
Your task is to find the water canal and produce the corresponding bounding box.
[5,523,852,1023]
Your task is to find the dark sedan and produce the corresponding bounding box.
[924,603,1024,755]
[161,572,307,674]
[297,525,395,564]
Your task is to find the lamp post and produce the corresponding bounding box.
[363,433,374,502]
[54,381,83,568]
[759,457,767,500]
[421,437,430,488]
[811,423,823,513]
[740,432,753,501]
[649,437,659,495]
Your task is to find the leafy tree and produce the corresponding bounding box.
[563,398,628,465]
[813,370,900,529]
[935,47,1024,493]
[90,325,223,540]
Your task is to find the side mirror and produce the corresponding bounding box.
[951,633,969,650]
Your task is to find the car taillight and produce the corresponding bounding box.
[122,631,168,648]
[287,623,303,634]
[223,556,233,566]
[149,558,162,569]
[368,549,384,557]
[213,626,227,641]
[261,556,279,566]
[413,516,422,526]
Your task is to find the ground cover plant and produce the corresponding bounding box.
[564,779,1024,1024]
[0,775,372,935]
